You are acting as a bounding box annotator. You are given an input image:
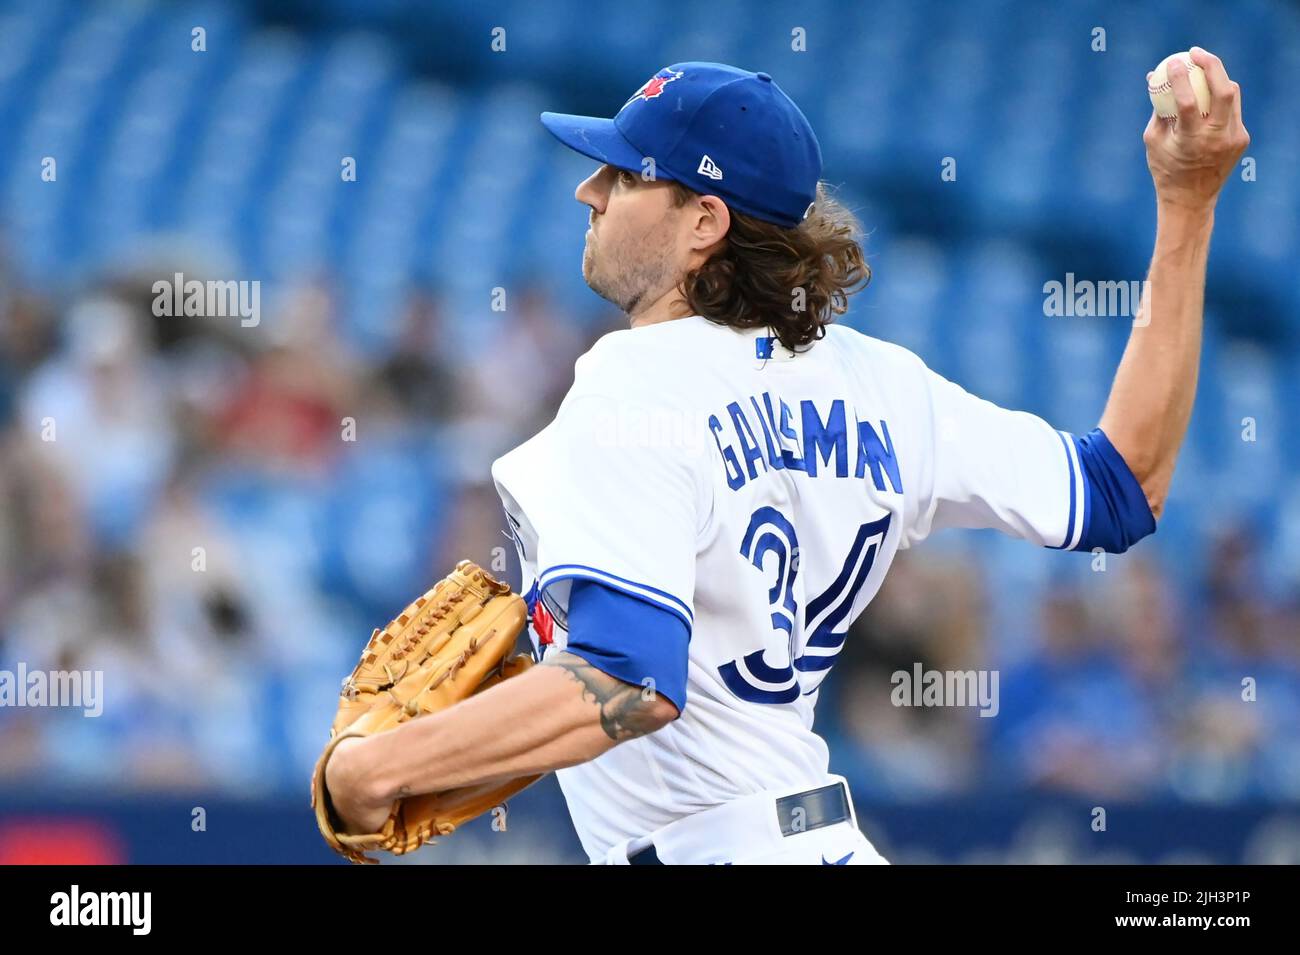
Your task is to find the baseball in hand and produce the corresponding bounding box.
[1148,51,1211,119]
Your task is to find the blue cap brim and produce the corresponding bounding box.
[540,112,647,172]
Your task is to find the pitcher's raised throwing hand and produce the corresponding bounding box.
[1144,47,1251,212]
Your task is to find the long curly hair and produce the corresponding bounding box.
[669,181,871,352]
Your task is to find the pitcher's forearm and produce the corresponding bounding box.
[1099,201,1214,516]
[347,652,678,805]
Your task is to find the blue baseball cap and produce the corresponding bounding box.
[540,63,822,229]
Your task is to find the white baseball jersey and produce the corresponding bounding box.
[491,314,1088,862]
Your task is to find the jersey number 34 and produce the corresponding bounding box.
[718,507,891,704]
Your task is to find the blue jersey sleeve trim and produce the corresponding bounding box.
[1048,431,1083,550]
[1067,427,1157,554]
[538,564,694,629]
[560,579,690,714]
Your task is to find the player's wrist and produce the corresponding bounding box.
[1154,190,1219,218]
[325,736,393,833]
[1153,197,1217,243]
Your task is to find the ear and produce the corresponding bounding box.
[690,194,731,253]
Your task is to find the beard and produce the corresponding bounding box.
[581,219,679,316]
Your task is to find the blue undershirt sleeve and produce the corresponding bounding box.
[1071,427,1157,554]
[560,578,691,715]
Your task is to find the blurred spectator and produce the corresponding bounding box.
[372,285,464,423]
[214,280,359,474]
[826,550,987,797]
[1173,527,1300,801]
[19,296,174,550]
[462,283,586,439]
[990,563,1170,799]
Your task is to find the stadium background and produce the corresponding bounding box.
[0,0,1297,863]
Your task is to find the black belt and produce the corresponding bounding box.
[627,781,852,865]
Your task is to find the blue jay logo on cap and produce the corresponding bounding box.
[622,68,684,109]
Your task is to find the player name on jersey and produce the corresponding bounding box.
[708,392,903,494]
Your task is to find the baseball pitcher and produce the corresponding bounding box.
[319,55,1249,864]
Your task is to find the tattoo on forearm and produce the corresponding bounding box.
[546,652,665,742]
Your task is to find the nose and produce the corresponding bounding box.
[574,167,608,216]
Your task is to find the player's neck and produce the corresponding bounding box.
[627,285,694,330]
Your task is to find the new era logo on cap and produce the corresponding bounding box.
[697,155,723,180]
[540,62,823,228]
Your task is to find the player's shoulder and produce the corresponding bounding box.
[582,314,721,361]
[821,323,933,379]
[567,317,721,406]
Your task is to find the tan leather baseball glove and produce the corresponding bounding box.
[311,560,541,864]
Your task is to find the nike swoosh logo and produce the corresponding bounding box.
[822,851,854,865]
